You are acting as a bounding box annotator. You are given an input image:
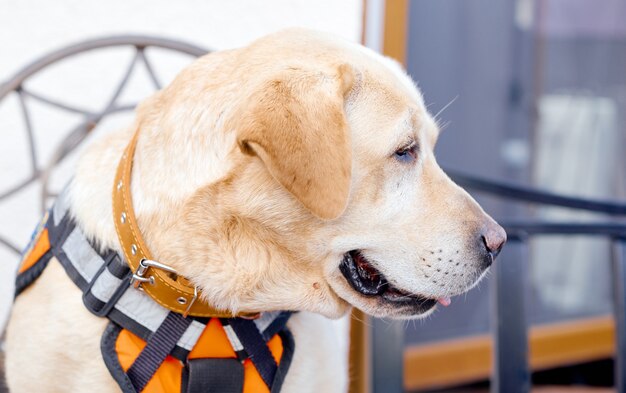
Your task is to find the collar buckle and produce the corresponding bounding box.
[130,258,177,289]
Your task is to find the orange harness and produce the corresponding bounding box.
[15,192,294,393]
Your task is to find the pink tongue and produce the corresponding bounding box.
[437,297,451,307]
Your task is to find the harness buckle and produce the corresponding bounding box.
[130,259,200,318]
[130,258,177,289]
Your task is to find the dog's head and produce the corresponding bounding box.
[121,29,505,319]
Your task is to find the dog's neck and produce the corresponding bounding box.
[69,124,234,255]
[69,125,344,316]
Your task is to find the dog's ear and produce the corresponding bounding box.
[235,64,354,220]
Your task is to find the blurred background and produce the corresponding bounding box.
[1,0,625,392]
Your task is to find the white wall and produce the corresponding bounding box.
[1,0,361,76]
[0,0,361,331]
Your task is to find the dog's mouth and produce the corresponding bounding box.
[339,250,450,312]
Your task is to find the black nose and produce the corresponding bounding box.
[481,223,507,261]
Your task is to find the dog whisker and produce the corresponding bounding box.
[432,95,459,122]
[438,120,452,132]
[350,312,373,327]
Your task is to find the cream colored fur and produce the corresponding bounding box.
[5,29,504,392]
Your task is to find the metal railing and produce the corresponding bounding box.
[368,170,626,393]
[455,170,626,393]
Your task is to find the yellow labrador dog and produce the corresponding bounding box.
[5,29,505,392]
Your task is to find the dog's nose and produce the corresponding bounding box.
[481,222,507,260]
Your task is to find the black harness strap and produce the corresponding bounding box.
[228,318,278,389]
[15,250,53,296]
[259,311,292,342]
[182,358,244,393]
[127,312,192,392]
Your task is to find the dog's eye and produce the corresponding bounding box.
[394,143,418,163]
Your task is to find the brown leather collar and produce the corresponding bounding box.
[112,128,256,318]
